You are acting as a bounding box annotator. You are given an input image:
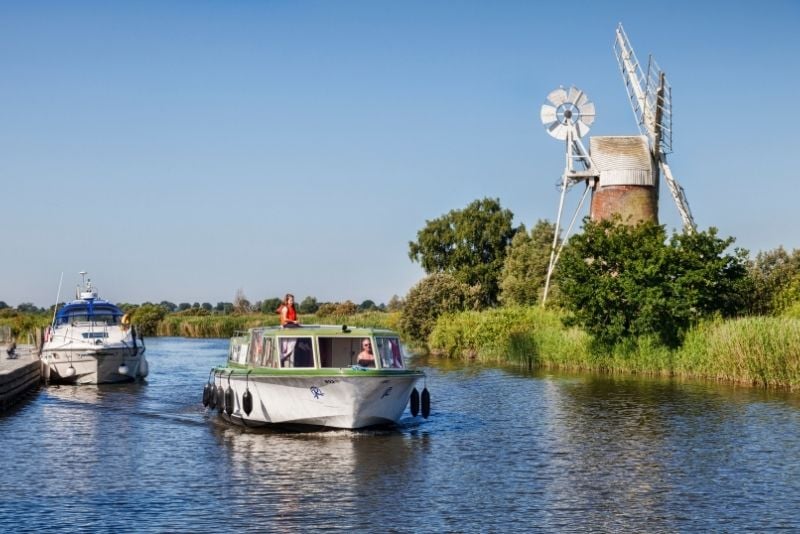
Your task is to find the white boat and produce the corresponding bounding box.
[40,273,148,385]
[205,325,430,429]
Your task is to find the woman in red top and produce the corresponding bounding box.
[279,293,300,328]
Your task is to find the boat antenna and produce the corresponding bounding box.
[50,272,64,331]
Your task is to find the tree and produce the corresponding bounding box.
[130,303,167,336]
[260,297,282,315]
[499,220,557,306]
[201,302,213,311]
[558,218,750,347]
[0,301,8,310]
[747,247,800,315]
[333,301,358,316]
[408,197,517,308]
[159,301,177,312]
[400,273,475,341]
[16,303,40,313]
[178,302,191,311]
[386,295,404,312]
[298,296,319,314]
[215,302,234,314]
[233,288,251,314]
[359,299,377,311]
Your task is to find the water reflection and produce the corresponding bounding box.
[2,340,800,531]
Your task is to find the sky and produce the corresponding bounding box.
[1,1,798,307]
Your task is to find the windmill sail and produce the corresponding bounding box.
[614,23,696,232]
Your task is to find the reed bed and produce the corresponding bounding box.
[428,306,592,368]
[428,307,800,389]
[676,317,800,388]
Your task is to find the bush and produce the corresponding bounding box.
[558,218,750,348]
[400,273,474,342]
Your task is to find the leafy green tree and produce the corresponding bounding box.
[408,197,517,308]
[747,247,800,315]
[499,220,557,306]
[201,302,213,311]
[159,301,177,312]
[0,301,8,309]
[298,296,319,314]
[16,303,41,313]
[260,298,282,315]
[359,299,377,311]
[215,302,234,314]
[558,218,750,347]
[400,273,475,341]
[130,303,167,336]
[178,302,191,311]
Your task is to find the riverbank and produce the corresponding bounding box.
[427,306,800,390]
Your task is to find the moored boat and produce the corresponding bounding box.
[205,325,430,429]
[40,272,148,385]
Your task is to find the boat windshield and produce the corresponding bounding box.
[55,302,123,326]
[376,337,404,368]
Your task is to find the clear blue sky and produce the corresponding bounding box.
[2,1,798,307]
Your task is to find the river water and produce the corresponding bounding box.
[2,337,800,532]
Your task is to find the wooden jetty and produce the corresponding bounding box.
[0,344,41,412]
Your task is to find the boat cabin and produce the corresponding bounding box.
[229,326,407,370]
[55,300,124,327]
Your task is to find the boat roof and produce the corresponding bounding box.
[244,325,399,337]
[55,299,123,320]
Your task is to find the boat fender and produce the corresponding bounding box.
[242,389,253,415]
[421,388,431,419]
[217,386,225,413]
[410,388,420,417]
[64,364,76,378]
[224,386,234,416]
[138,357,149,378]
[209,385,218,409]
[202,383,212,407]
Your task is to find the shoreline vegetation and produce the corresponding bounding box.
[5,306,800,390]
[6,199,800,391]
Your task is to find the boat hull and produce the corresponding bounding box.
[42,348,147,385]
[212,369,424,429]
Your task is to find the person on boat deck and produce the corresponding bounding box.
[278,293,300,328]
[357,339,375,367]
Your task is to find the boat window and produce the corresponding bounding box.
[229,335,249,364]
[279,337,314,368]
[249,330,277,368]
[318,337,362,368]
[81,332,109,339]
[376,337,404,368]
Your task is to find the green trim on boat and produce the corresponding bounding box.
[215,364,424,378]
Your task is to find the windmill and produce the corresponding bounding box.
[613,23,696,232]
[540,86,599,305]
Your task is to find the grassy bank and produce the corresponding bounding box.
[428,306,800,389]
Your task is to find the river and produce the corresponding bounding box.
[1,337,799,532]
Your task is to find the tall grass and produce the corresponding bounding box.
[428,306,592,369]
[428,307,800,389]
[676,317,800,388]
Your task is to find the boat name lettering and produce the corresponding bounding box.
[324,379,337,384]
[310,387,324,399]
